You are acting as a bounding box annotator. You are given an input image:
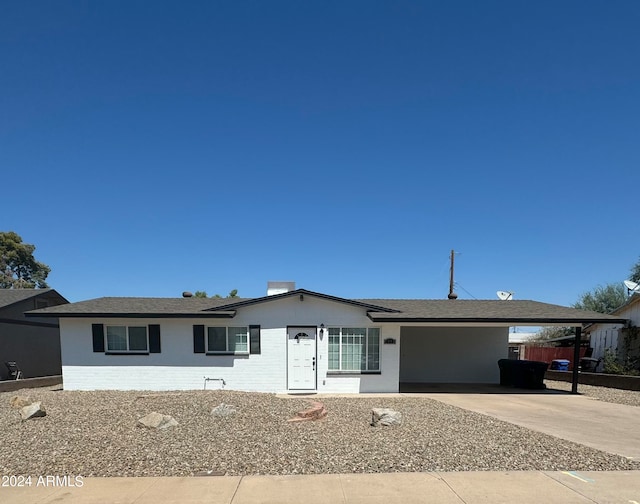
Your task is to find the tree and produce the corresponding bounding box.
[630,257,640,284]
[527,326,574,343]
[531,282,627,342]
[193,289,239,298]
[573,283,627,314]
[0,231,50,288]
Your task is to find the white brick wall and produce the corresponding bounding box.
[59,295,400,393]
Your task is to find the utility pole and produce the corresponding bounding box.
[448,249,458,299]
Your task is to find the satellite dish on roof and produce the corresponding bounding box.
[497,291,514,300]
[623,280,640,295]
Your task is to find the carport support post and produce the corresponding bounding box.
[571,326,582,394]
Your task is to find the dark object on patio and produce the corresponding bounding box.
[498,359,548,389]
[5,361,23,380]
[580,357,600,372]
[550,359,570,371]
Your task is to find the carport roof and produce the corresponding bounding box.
[362,299,627,325]
[25,289,628,325]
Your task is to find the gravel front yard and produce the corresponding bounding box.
[1,387,638,477]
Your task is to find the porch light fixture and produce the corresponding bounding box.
[319,323,325,339]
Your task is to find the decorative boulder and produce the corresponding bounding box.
[371,408,402,427]
[137,412,179,429]
[211,403,236,417]
[10,395,32,409]
[288,401,328,422]
[20,402,46,421]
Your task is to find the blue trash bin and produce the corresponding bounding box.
[550,359,570,371]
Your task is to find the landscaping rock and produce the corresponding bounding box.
[137,412,178,429]
[288,400,327,422]
[20,402,46,421]
[211,403,236,417]
[371,408,402,427]
[10,395,32,409]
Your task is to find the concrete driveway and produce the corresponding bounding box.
[416,389,640,460]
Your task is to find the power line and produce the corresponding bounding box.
[454,282,477,299]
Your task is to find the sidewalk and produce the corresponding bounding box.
[2,471,639,503]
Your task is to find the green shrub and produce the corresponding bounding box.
[602,349,640,376]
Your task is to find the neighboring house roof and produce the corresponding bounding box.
[0,288,68,310]
[584,293,640,333]
[508,332,536,344]
[608,292,640,316]
[539,334,589,344]
[25,288,627,325]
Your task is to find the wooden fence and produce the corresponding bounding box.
[522,347,588,370]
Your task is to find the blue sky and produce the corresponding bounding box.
[2,1,639,305]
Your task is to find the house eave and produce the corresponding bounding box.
[24,311,237,319]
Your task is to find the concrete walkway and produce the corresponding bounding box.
[2,471,639,503]
[418,391,640,460]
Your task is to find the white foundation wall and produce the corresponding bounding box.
[399,326,508,383]
[59,295,400,393]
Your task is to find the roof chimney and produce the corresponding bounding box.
[267,281,295,296]
[182,291,193,298]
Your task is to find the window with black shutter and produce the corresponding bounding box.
[149,324,161,353]
[193,325,205,353]
[249,325,261,354]
[92,324,105,352]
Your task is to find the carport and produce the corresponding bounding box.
[367,299,627,394]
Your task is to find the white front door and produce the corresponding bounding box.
[287,327,317,390]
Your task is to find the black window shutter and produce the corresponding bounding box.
[149,324,161,353]
[249,325,261,355]
[193,325,205,353]
[92,324,105,352]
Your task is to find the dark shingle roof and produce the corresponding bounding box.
[0,288,58,309]
[360,299,627,324]
[24,289,628,325]
[26,296,244,318]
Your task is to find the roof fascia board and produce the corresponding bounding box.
[377,321,621,328]
[380,321,520,328]
[0,317,59,328]
[367,314,628,325]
